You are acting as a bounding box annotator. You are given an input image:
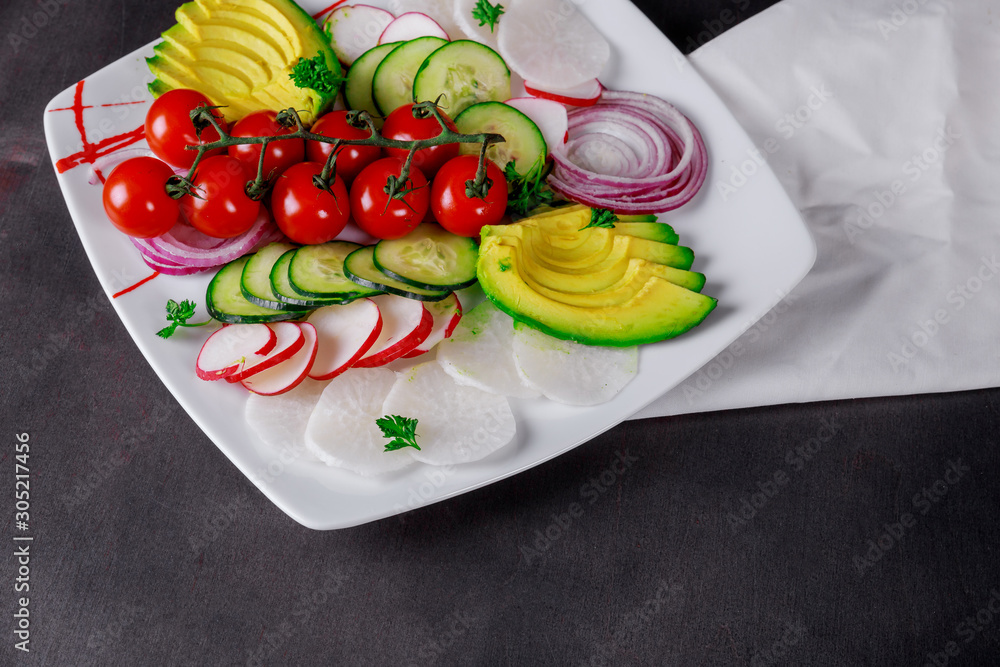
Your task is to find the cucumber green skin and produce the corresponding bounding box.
[241,244,310,312]
[412,40,512,117]
[344,247,452,302]
[207,258,301,325]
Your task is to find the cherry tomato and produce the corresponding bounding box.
[271,162,351,245]
[381,104,459,179]
[306,111,382,185]
[350,157,430,240]
[180,155,261,238]
[102,157,179,238]
[431,156,509,237]
[144,89,227,169]
[228,110,305,179]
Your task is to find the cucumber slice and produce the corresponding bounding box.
[344,42,401,127]
[241,243,309,311]
[288,242,383,300]
[413,40,511,117]
[344,246,452,301]
[372,37,448,115]
[207,257,299,324]
[270,249,349,308]
[373,224,478,291]
[454,101,548,177]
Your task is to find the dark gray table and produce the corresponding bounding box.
[2,1,998,665]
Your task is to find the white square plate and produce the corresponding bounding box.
[43,0,815,529]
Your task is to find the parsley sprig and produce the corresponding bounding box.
[581,208,619,230]
[156,299,212,339]
[376,415,421,452]
[289,54,346,95]
[504,160,554,217]
[471,0,505,33]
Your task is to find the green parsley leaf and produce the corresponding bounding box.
[157,299,211,339]
[471,0,505,33]
[376,415,421,452]
[505,160,554,217]
[289,54,346,96]
[581,208,619,230]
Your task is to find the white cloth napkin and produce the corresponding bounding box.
[636,0,1000,418]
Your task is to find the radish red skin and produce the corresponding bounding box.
[195,324,277,381]
[307,300,385,381]
[242,323,319,396]
[225,322,306,383]
[353,297,433,368]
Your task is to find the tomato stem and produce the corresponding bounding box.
[171,103,505,202]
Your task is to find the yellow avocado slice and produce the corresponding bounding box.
[147,0,341,124]
[477,237,717,346]
[487,225,694,272]
[496,235,705,295]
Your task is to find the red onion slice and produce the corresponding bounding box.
[147,207,276,268]
[548,90,708,214]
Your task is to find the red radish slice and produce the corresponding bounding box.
[504,97,569,150]
[453,0,499,48]
[379,12,449,43]
[389,0,462,41]
[242,323,319,396]
[196,324,277,381]
[497,0,610,90]
[306,300,383,380]
[402,293,463,358]
[352,295,432,368]
[524,79,603,107]
[325,4,395,66]
[225,322,305,383]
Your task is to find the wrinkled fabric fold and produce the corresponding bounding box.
[637,0,1000,418]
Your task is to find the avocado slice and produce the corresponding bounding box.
[522,206,679,244]
[477,237,717,347]
[146,0,341,124]
[487,225,694,272]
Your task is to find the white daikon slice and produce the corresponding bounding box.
[305,368,415,475]
[436,299,540,398]
[496,0,610,90]
[512,323,638,406]
[382,362,516,465]
[453,0,504,48]
[245,379,326,462]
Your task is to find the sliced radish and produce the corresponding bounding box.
[352,295,433,368]
[504,97,569,150]
[195,324,277,381]
[379,12,450,43]
[306,300,383,380]
[524,79,603,107]
[305,368,415,475]
[245,379,326,462]
[382,362,516,465]
[453,0,500,48]
[512,324,638,405]
[402,293,462,358]
[225,322,305,383]
[436,299,540,398]
[325,4,396,66]
[388,0,462,41]
[497,0,610,90]
[242,323,319,396]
